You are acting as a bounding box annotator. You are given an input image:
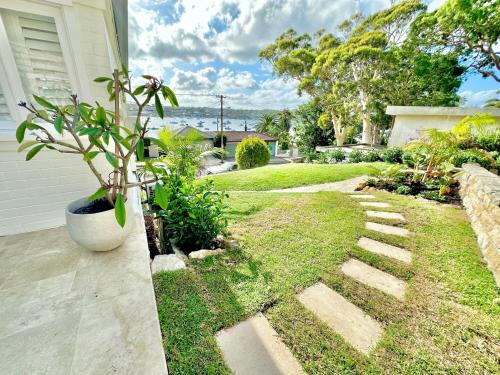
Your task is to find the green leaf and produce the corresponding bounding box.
[114,192,126,227]
[83,151,99,161]
[106,80,113,94]
[16,121,28,143]
[108,92,116,102]
[162,86,179,107]
[26,144,45,160]
[105,151,119,169]
[54,116,64,134]
[136,139,145,161]
[95,106,106,125]
[94,76,112,83]
[33,95,57,110]
[142,74,153,80]
[154,183,169,210]
[37,110,49,120]
[102,131,110,145]
[132,85,145,96]
[17,140,38,152]
[78,104,90,122]
[86,186,107,201]
[154,94,164,119]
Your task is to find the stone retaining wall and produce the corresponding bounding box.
[459,163,500,286]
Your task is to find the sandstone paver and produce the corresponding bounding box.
[365,222,409,237]
[357,237,412,263]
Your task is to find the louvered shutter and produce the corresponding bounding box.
[0,86,11,120]
[2,10,72,107]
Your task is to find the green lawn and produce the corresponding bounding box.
[206,162,387,191]
[154,191,499,374]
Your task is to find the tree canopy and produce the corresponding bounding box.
[259,0,465,146]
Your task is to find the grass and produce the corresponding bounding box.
[154,191,499,374]
[206,162,387,191]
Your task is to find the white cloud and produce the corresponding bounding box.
[128,0,391,65]
[170,67,217,90]
[459,90,498,107]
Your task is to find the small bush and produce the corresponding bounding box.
[362,149,381,162]
[235,137,271,169]
[418,190,446,202]
[382,147,403,163]
[329,149,346,162]
[452,149,494,168]
[365,178,378,187]
[348,149,364,163]
[157,175,227,252]
[473,130,500,152]
[395,185,412,195]
[213,134,228,148]
[303,150,318,163]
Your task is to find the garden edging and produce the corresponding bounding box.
[459,163,500,286]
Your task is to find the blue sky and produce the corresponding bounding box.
[128,0,498,110]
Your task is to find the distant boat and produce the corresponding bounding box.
[170,121,178,125]
[197,121,204,126]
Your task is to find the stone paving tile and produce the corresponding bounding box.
[365,222,409,237]
[357,237,412,263]
[341,259,407,300]
[215,313,306,375]
[297,282,383,355]
[349,194,376,199]
[359,202,392,208]
[366,210,405,221]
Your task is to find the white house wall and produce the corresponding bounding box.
[0,0,121,236]
[387,106,500,147]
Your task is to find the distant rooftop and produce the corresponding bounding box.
[209,131,278,142]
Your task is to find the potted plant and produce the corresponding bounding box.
[15,67,178,251]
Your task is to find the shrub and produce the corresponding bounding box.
[235,137,271,169]
[329,149,346,162]
[362,149,381,162]
[418,190,446,202]
[213,134,228,148]
[303,150,318,163]
[382,147,403,163]
[474,130,500,152]
[157,175,227,252]
[365,178,378,187]
[452,149,495,168]
[348,149,364,163]
[395,185,412,195]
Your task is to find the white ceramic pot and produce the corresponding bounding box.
[65,197,135,251]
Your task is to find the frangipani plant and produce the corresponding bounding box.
[16,67,178,227]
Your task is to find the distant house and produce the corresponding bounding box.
[214,131,279,157]
[151,126,279,158]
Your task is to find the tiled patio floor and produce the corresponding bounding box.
[0,216,167,374]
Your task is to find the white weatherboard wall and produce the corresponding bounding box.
[0,0,121,236]
[387,106,500,147]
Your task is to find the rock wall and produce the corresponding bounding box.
[459,164,500,286]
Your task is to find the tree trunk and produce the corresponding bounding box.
[331,114,346,146]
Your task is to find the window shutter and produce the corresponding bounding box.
[2,10,72,107]
[0,86,11,120]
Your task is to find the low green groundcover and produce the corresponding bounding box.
[154,191,499,374]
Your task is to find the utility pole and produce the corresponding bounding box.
[218,94,226,164]
[244,120,247,132]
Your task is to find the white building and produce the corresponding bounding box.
[387,106,500,147]
[0,0,127,235]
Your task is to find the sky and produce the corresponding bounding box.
[128,0,499,110]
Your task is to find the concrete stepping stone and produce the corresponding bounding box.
[151,254,186,273]
[357,237,412,263]
[366,222,409,237]
[366,210,405,221]
[341,259,407,300]
[215,313,306,375]
[297,282,383,355]
[349,194,376,199]
[359,202,391,208]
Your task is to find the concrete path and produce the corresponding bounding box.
[357,237,412,263]
[341,259,407,300]
[266,175,368,193]
[349,194,376,199]
[215,313,306,375]
[366,211,405,221]
[297,282,383,355]
[366,222,410,237]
